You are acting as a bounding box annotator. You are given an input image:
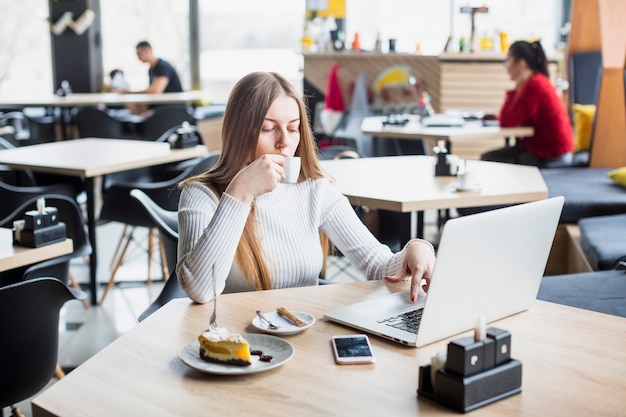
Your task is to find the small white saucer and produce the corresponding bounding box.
[252,311,315,336]
[452,182,482,192]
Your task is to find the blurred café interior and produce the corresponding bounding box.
[1,0,625,416]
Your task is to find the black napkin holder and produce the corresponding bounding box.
[418,360,522,413]
[168,124,200,149]
[13,207,67,248]
[435,152,453,176]
[417,327,522,413]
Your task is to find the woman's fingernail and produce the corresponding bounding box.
[411,295,416,302]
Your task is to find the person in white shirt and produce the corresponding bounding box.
[176,72,435,304]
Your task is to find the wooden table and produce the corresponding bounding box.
[0,139,207,304]
[319,155,548,240]
[361,115,533,158]
[32,280,626,417]
[0,91,210,109]
[0,227,72,273]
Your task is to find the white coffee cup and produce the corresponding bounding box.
[458,171,479,190]
[282,156,301,184]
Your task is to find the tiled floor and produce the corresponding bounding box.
[13,210,440,417]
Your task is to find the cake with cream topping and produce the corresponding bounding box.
[198,327,252,366]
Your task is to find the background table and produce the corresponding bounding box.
[0,91,210,109]
[0,227,72,273]
[361,115,533,159]
[32,280,626,417]
[320,155,548,241]
[0,138,207,304]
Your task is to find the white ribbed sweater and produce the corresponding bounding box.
[177,178,413,303]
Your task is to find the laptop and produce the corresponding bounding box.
[324,197,564,347]
[421,114,465,127]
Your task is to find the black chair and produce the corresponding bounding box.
[131,188,186,322]
[129,188,178,275]
[138,269,186,322]
[137,106,196,141]
[72,107,126,139]
[99,151,220,303]
[0,277,86,417]
[0,194,92,308]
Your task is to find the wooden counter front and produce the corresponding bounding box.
[303,52,558,114]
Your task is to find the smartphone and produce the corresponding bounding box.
[331,334,375,364]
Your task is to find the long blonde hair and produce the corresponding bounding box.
[181,72,328,289]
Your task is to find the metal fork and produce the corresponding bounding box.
[208,264,218,330]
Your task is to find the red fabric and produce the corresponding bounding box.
[498,73,574,159]
[324,63,345,112]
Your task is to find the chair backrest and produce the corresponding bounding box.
[139,106,196,141]
[130,188,178,277]
[0,277,84,408]
[99,151,221,226]
[72,107,125,139]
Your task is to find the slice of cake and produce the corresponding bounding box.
[198,327,252,366]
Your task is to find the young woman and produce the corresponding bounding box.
[176,72,435,304]
[481,40,574,167]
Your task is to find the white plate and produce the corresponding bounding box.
[451,182,482,192]
[179,333,294,375]
[252,311,315,335]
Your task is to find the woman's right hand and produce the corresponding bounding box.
[224,154,286,205]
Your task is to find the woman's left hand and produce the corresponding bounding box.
[384,240,436,302]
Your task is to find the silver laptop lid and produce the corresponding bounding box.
[415,196,564,346]
[324,197,564,347]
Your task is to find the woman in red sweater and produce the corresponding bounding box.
[481,40,574,167]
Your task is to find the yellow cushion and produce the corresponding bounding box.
[571,104,596,152]
[607,167,626,187]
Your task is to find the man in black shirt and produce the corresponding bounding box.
[134,40,183,94]
[122,40,184,115]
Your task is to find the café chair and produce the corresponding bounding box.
[129,189,186,322]
[0,194,92,309]
[129,188,178,276]
[98,151,220,304]
[137,106,196,141]
[0,277,86,417]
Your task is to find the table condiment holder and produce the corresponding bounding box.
[417,327,522,413]
[13,197,67,248]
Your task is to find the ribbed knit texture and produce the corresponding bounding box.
[498,73,574,159]
[177,178,415,303]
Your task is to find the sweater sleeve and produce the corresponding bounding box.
[498,81,540,127]
[176,182,251,303]
[318,181,428,280]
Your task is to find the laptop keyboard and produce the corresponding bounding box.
[378,308,423,334]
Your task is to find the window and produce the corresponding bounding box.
[0,0,52,96]
[344,0,562,56]
[197,1,306,99]
[100,0,190,93]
